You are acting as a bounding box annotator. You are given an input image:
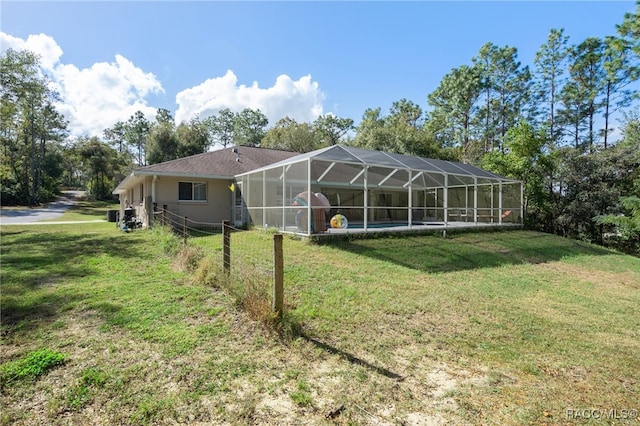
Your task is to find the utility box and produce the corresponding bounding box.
[107,209,118,222]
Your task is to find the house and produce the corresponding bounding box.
[114,144,523,235]
[112,146,298,227]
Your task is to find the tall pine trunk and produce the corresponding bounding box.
[603,80,611,149]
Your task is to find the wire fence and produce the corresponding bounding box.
[152,206,284,315]
[153,208,223,242]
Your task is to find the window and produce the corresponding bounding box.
[178,182,207,201]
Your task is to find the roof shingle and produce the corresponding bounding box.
[136,146,297,178]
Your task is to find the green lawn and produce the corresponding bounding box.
[45,199,119,222]
[1,222,639,425]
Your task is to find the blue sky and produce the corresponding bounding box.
[1,1,636,138]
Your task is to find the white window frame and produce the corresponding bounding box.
[178,181,207,202]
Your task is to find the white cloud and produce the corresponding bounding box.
[175,70,325,125]
[1,32,163,137]
[0,32,63,69]
[53,55,163,136]
[2,32,326,138]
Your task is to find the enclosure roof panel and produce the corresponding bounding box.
[236,145,515,182]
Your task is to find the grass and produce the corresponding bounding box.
[0,349,66,387]
[1,219,639,425]
[45,199,119,222]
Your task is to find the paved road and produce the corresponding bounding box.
[0,191,86,225]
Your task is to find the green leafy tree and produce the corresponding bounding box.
[0,48,67,205]
[353,102,450,159]
[553,133,638,245]
[481,121,549,226]
[616,2,640,57]
[233,108,268,147]
[124,111,151,166]
[204,108,236,149]
[312,114,354,146]
[534,28,570,147]
[473,43,499,151]
[557,81,590,149]
[103,121,127,153]
[78,137,119,200]
[32,104,67,201]
[563,38,606,152]
[594,114,640,253]
[386,99,444,157]
[427,65,482,159]
[388,99,423,129]
[595,196,640,253]
[155,108,173,125]
[352,107,386,150]
[261,117,320,152]
[473,43,532,153]
[176,117,210,157]
[60,143,84,188]
[40,145,65,194]
[146,121,178,164]
[601,35,639,148]
[146,109,177,164]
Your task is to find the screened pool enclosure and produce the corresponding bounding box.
[235,146,523,236]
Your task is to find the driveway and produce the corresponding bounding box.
[0,191,85,224]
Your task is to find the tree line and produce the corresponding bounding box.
[1,4,638,253]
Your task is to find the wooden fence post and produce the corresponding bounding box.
[183,216,188,244]
[145,196,153,228]
[152,202,157,227]
[223,220,230,275]
[162,204,167,226]
[273,233,284,316]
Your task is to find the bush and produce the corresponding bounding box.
[232,272,276,326]
[151,226,183,256]
[174,244,203,273]
[192,256,225,287]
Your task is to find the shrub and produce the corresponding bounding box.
[232,272,276,326]
[151,225,183,256]
[174,244,204,273]
[192,256,225,288]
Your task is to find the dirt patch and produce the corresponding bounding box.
[539,262,639,290]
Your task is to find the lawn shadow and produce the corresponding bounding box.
[300,334,403,381]
[0,228,150,333]
[327,230,614,274]
[0,292,84,335]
